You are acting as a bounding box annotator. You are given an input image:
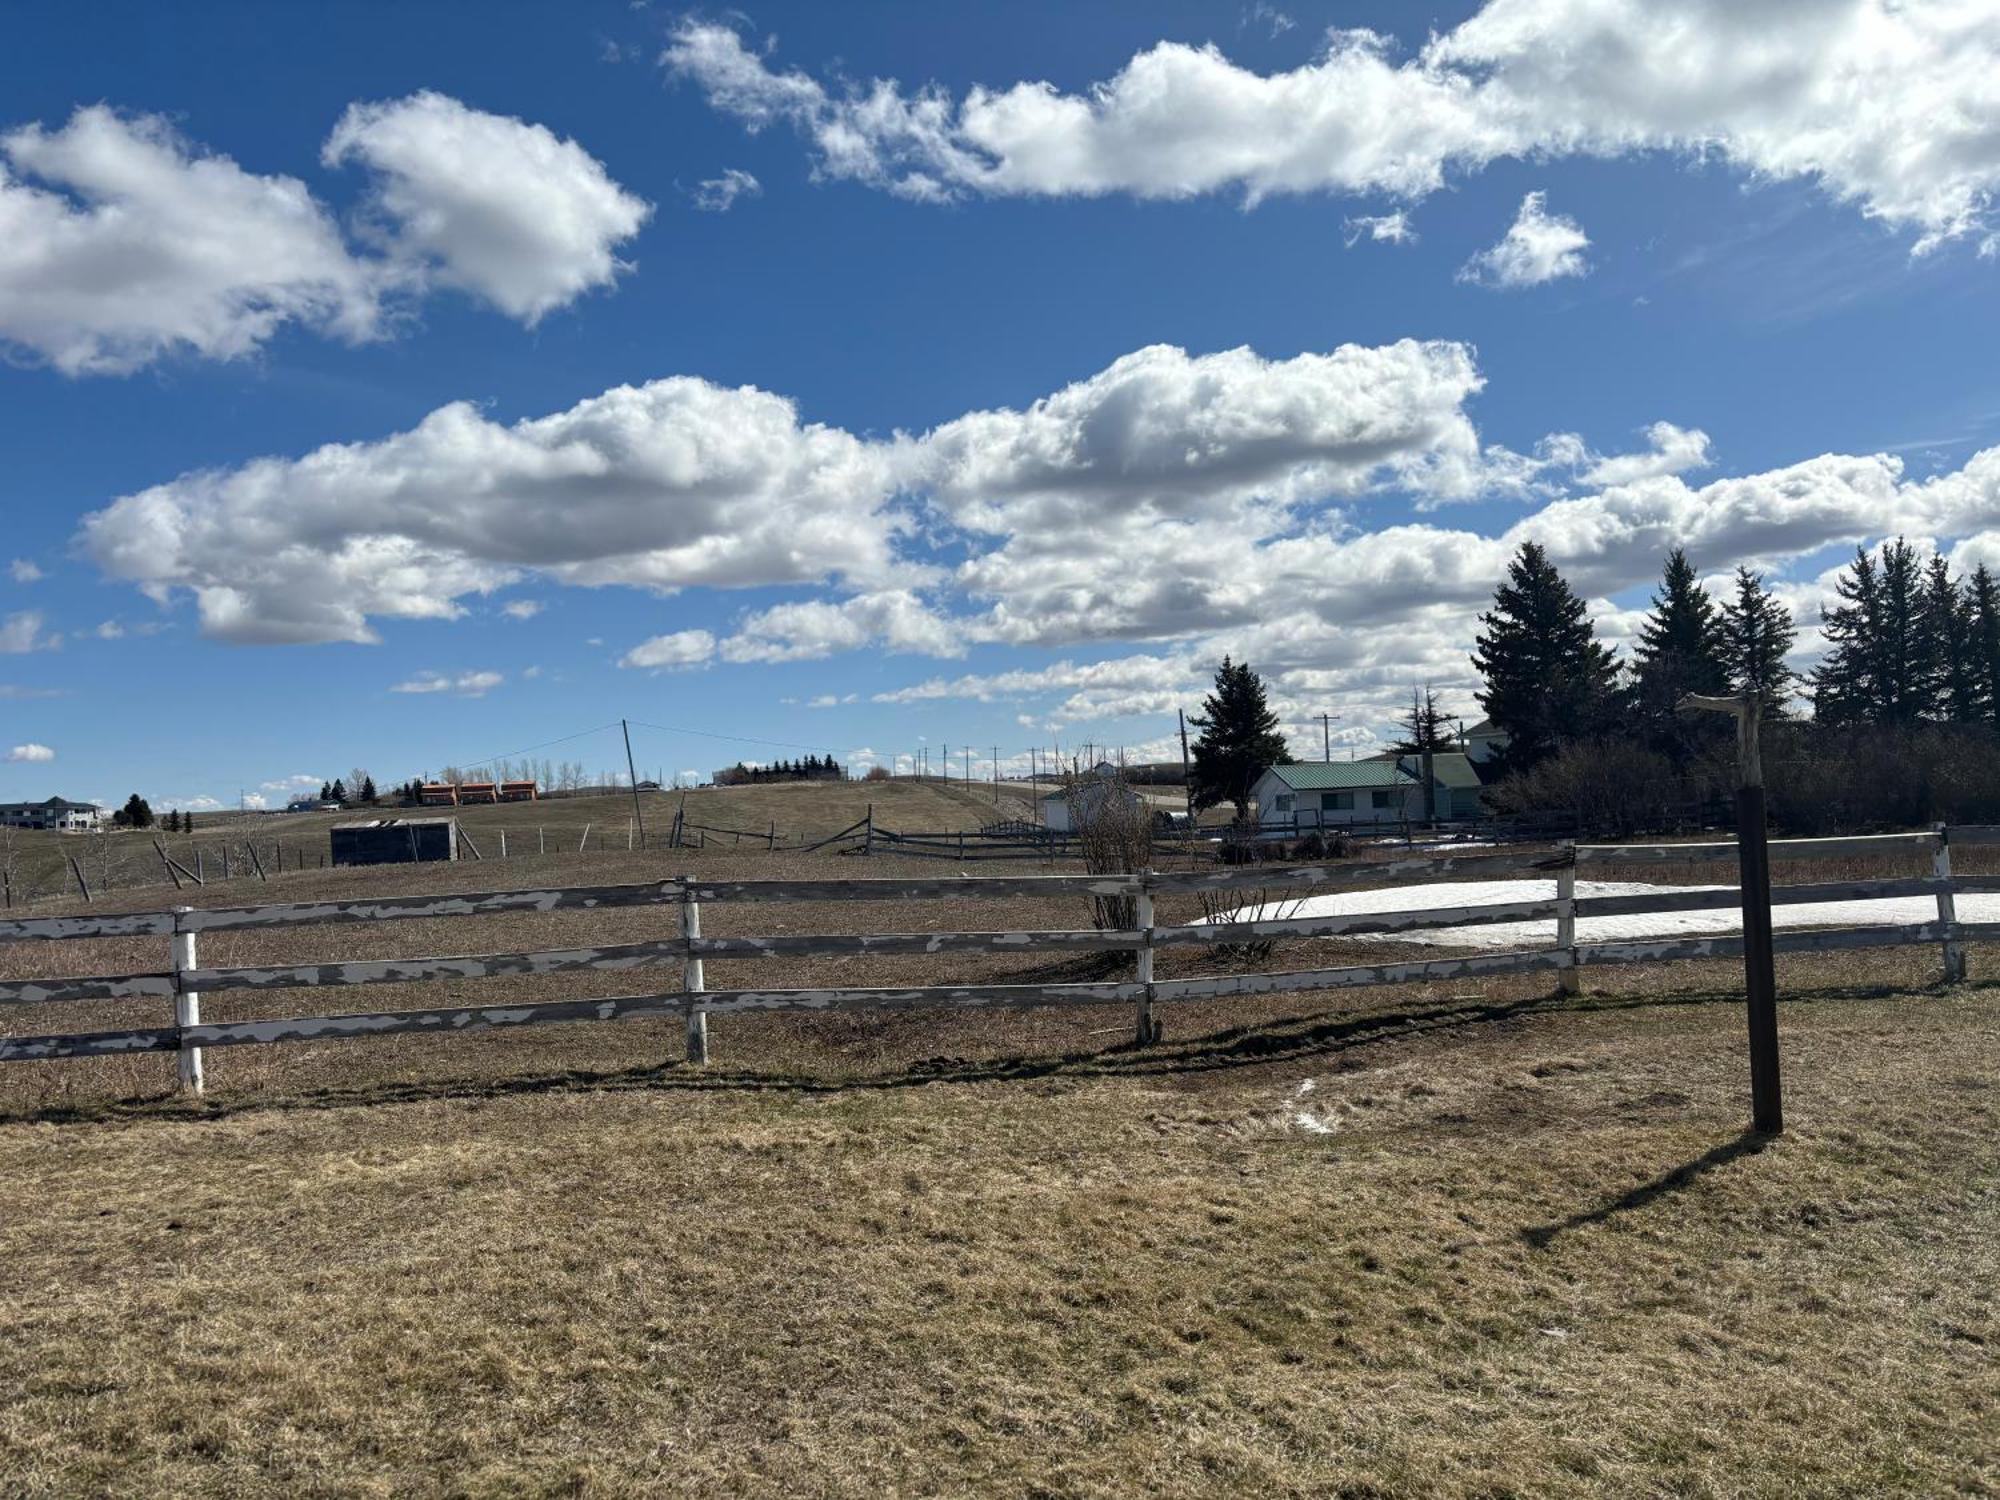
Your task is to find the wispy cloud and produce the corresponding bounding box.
[391,669,504,697]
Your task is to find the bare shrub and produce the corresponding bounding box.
[1066,769,1151,930]
[1490,737,1718,836]
[1191,885,1306,964]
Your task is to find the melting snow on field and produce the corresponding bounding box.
[1217,879,1984,949]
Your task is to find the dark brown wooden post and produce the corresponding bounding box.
[1681,692,1781,1135]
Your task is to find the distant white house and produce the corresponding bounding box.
[1251,753,1487,829]
[1463,718,1510,766]
[1041,763,1145,833]
[0,797,105,832]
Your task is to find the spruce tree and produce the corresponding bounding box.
[330,778,348,804]
[1470,541,1621,773]
[361,775,378,803]
[1924,555,1980,723]
[1718,565,1799,713]
[121,793,153,829]
[1966,563,2000,725]
[1813,539,1929,726]
[1187,656,1291,819]
[1391,685,1453,755]
[1630,548,1730,759]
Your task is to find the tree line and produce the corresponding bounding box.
[712,755,846,786]
[1182,536,2000,834]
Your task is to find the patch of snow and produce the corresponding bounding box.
[1217,878,1971,950]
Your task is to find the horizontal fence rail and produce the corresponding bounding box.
[0,826,1985,1089]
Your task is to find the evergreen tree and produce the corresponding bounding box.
[1630,548,1730,759]
[330,777,348,804]
[185,810,196,833]
[319,781,332,803]
[1470,541,1621,773]
[1813,539,1929,726]
[120,793,153,829]
[1187,656,1291,819]
[361,775,378,803]
[1391,685,1453,754]
[1966,563,2000,725]
[1924,555,1981,723]
[1718,565,1799,712]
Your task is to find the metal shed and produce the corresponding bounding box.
[329,817,460,867]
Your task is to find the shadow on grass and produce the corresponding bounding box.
[1520,1129,1772,1248]
[3,972,1976,1130]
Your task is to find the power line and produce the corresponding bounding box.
[627,719,838,757]
[449,722,623,773]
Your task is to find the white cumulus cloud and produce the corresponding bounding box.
[619,629,716,670]
[0,95,647,375]
[323,91,651,323]
[1458,192,1590,288]
[0,106,378,375]
[8,560,43,583]
[80,377,903,643]
[668,1,2000,251]
[6,742,54,763]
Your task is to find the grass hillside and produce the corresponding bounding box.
[0,780,1045,907]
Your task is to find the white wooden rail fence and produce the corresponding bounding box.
[0,828,1986,1091]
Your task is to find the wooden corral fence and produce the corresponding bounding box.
[0,828,1987,1100]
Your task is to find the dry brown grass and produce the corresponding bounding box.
[0,781,1044,910]
[0,834,1995,1498]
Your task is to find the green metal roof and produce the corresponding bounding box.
[1422,752,1483,789]
[1263,761,1414,790]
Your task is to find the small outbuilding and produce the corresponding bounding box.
[330,817,460,867]
[1040,764,1145,833]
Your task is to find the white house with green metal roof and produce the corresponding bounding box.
[1251,752,1487,829]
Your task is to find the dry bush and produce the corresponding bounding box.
[1491,737,1723,836]
[1190,884,1306,963]
[1064,769,1151,929]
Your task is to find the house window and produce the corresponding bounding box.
[1322,791,1353,811]
[1371,790,1399,809]
[1273,794,1295,814]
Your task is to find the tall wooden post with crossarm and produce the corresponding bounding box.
[1679,691,1782,1134]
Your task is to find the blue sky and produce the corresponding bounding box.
[2,0,1998,810]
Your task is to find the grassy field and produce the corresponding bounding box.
[0,842,1994,1497]
[0,780,1045,907]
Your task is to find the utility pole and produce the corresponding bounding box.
[1320,711,1340,763]
[993,745,999,803]
[1178,707,1196,827]
[621,719,646,846]
[1679,692,1781,1135]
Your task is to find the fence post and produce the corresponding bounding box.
[682,881,708,1065]
[171,906,204,1094]
[1556,848,1579,993]
[1935,824,1964,983]
[1134,871,1158,1046]
[500,830,508,859]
